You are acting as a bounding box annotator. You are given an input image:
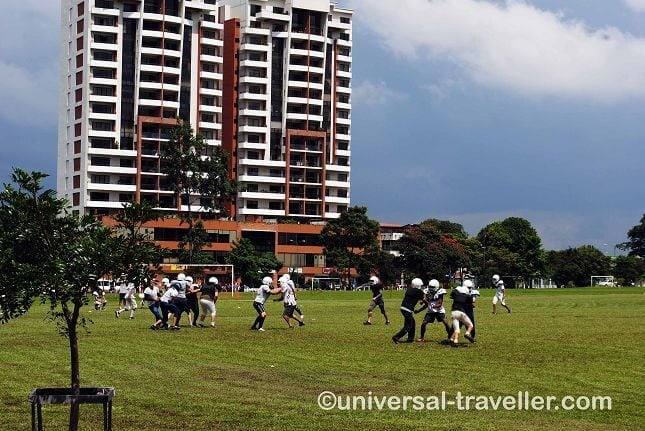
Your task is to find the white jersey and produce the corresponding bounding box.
[426,288,446,313]
[143,286,159,306]
[118,283,128,294]
[124,284,136,299]
[160,287,178,303]
[171,280,187,299]
[282,282,297,306]
[254,285,272,305]
[495,281,505,296]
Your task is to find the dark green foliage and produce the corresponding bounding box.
[321,207,381,283]
[397,219,470,282]
[547,245,612,287]
[477,217,544,282]
[228,238,282,286]
[160,121,236,263]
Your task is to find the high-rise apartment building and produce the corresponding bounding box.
[58,0,352,222]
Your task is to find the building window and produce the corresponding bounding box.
[246,200,259,209]
[90,192,109,201]
[73,193,80,206]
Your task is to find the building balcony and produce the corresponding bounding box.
[325,196,350,204]
[337,69,352,79]
[336,101,351,110]
[89,59,118,69]
[87,129,118,138]
[87,148,137,157]
[91,24,119,34]
[201,38,223,47]
[287,97,323,106]
[336,117,351,125]
[87,200,128,209]
[335,149,351,157]
[87,165,137,175]
[239,108,268,117]
[325,180,350,188]
[256,10,290,21]
[325,164,351,173]
[198,121,222,130]
[239,75,269,85]
[239,92,267,101]
[290,48,325,58]
[239,159,285,168]
[201,20,224,30]
[88,94,117,103]
[238,175,285,184]
[238,141,268,150]
[238,191,286,200]
[336,133,351,141]
[90,42,118,51]
[238,208,286,216]
[288,80,324,90]
[240,43,269,52]
[337,38,352,47]
[243,27,271,36]
[88,112,117,121]
[328,20,352,31]
[239,125,268,133]
[200,104,222,114]
[200,54,223,63]
[200,87,223,97]
[240,59,269,68]
[200,71,223,80]
[324,212,341,219]
[87,183,137,193]
[337,54,352,63]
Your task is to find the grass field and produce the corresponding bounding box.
[0,288,643,431]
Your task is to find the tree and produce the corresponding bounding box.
[0,170,162,430]
[160,121,236,263]
[320,207,380,286]
[397,219,470,283]
[477,217,544,284]
[228,238,282,287]
[546,245,612,287]
[0,170,117,430]
[613,255,645,285]
[112,201,165,287]
[619,214,645,258]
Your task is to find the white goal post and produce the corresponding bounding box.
[590,276,615,287]
[162,264,236,297]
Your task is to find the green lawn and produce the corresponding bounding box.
[0,288,643,430]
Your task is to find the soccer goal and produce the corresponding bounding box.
[161,264,236,296]
[590,276,615,287]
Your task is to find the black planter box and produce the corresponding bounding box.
[28,387,115,431]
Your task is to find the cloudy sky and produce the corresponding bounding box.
[0,0,644,250]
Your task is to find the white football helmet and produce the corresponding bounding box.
[177,273,186,282]
[262,276,273,286]
[208,277,219,284]
[463,279,474,289]
[411,278,424,288]
[161,277,170,287]
[185,276,193,284]
[428,279,440,288]
[369,276,380,285]
[492,274,500,283]
[282,273,291,281]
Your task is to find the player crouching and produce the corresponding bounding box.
[449,283,476,346]
[415,279,450,342]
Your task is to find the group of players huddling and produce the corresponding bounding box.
[365,274,511,346]
[107,270,510,344]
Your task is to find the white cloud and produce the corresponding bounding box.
[352,80,406,106]
[351,0,645,102]
[624,0,645,12]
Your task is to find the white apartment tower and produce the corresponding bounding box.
[58,0,352,221]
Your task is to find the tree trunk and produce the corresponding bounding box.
[68,303,81,431]
[185,191,193,264]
